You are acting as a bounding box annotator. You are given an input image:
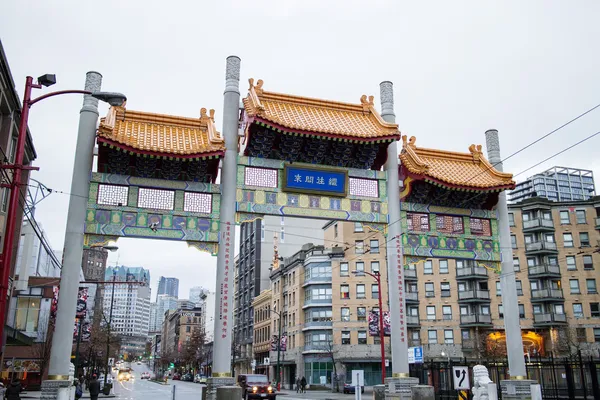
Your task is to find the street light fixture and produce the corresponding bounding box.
[270,307,284,389]
[0,74,126,349]
[351,269,386,384]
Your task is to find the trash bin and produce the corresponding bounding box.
[103,383,112,395]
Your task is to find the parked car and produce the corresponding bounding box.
[237,374,276,400]
[343,382,364,394]
[140,372,150,380]
[194,375,207,384]
[182,373,194,382]
[172,373,181,380]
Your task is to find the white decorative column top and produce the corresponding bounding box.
[379,81,395,120]
[225,56,241,94]
[82,71,102,113]
[484,129,502,170]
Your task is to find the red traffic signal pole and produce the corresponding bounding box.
[363,270,386,384]
[0,75,92,354]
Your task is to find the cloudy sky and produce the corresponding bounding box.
[2,1,600,298]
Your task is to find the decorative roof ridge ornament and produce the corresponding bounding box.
[468,144,484,164]
[200,107,224,144]
[400,135,428,173]
[360,95,375,112]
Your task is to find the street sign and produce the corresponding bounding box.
[251,360,256,369]
[108,358,114,366]
[385,359,389,367]
[264,357,270,365]
[351,370,364,387]
[452,366,470,390]
[408,346,424,364]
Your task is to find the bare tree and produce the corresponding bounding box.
[323,339,342,392]
[31,314,54,379]
[182,327,207,371]
[555,327,596,358]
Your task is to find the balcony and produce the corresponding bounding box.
[405,292,419,303]
[406,315,420,327]
[303,344,329,353]
[408,338,421,347]
[404,269,418,281]
[458,289,491,302]
[525,241,558,255]
[303,298,333,308]
[460,314,492,327]
[531,288,564,302]
[303,320,333,331]
[461,339,478,352]
[528,264,561,278]
[522,218,555,233]
[456,266,488,280]
[302,276,332,286]
[533,313,567,326]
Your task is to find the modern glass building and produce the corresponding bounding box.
[509,166,595,203]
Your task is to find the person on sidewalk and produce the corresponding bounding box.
[88,374,101,400]
[74,379,83,400]
[5,379,22,400]
[295,377,300,393]
[300,376,306,393]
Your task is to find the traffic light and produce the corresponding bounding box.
[169,363,174,369]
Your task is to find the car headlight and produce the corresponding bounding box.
[268,386,273,392]
[252,386,258,393]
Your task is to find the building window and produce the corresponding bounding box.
[340,262,349,277]
[594,329,600,342]
[428,330,437,344]
[358,331,367,345]
[496,281,501,296]
[341,307,350,322]
[425,283,435,297]
[587,279,597,294]
[513,258,520,271]
[354,222,364,232]
[563,233,574,248]
[371,284,379,299]
[583,255,594,270]
[440,282,451,297]
[340,285,350,299]
[508,213,515,226]
[436,215,464,234]
[355,241,364,254]
[355,262,365,275]
[469,218,490,236]
[511,235,517,249]
[560,210,570,224]
[357,307,367,321]
[356,284,366,299]
[591,303,600,318]
[516,280,523,296]
[371,261,380,274]
[576,210,587,224]
[566,256,577,270]
[442,305,452,320]
[580,232,590,247]
[342,331,351,345]
[370,240,380,254]
[407,213,430,232]
[15,297,40,332]
[573,303,584,318]
[498,304,504,319]
[570,279,580,294]
[439,260,449,274]
[518,304,525,319]
[426,306,436,320]
[424,260,433,275]
[444,329,454,344]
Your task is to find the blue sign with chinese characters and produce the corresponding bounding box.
[283,165,347,196]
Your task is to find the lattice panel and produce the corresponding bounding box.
[244,167,278,188]
[184,192,212,213]
[137,188,175,210]
[97,184,129,206]
[349,178,379,198]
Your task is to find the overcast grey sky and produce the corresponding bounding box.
[2,1,600,298]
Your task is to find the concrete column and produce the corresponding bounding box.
[41,72,102,399]
[380,81,409,375]
[410,385,434,400]
[216,386,241,400]
[485,129,535,397]
[211,56,240,383]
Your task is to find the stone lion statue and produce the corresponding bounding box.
[472,365,493,400]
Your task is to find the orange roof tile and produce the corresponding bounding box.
[400,135,515,190]
[97,106,225,157]
[242,79,400,140]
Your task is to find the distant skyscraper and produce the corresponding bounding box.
[153,294,178,332]
[157,276,179,300]
[177,299,195,310]
[189,286,209,305]
[509,166,595,203]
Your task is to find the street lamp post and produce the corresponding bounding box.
[105,270,117,387]
[270,308,284,389]
[352,270,386,384]
[0,73,126,362]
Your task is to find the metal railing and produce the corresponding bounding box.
[406,315,420,325]
[458,289,491,301]
[531,288,564,299]
[533,313,567,324]
[460,314,492,324]
[528,264,561,276]
[525,241,558,252]
[405,292,419,301]
[456,266,488,278]
[523,218,555,230]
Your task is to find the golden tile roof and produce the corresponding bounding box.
[97,106,225,157]
[400,135,516,190]
[242,79,400,140]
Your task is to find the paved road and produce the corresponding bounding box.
[114,364,205,400]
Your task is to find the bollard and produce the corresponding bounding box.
[172,384,176,400]
[216,386,242,400]
[487,383,498,400]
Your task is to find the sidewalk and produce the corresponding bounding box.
[21,391,116,399]
[278,388,372,400]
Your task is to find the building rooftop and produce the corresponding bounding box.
[400,135,515,191]
[242,79,400,141]
[97,106,225,158]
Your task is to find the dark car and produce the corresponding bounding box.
[182,373,194,382]
[343,382,364,394]
[237,374,276,400]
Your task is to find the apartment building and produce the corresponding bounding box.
[161,306,205,357]
[252,290,272,376]
[509,166,595,203]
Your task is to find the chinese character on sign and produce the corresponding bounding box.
[305,176,314,184]
[329,178,337,186]
[317,177,324,185]
[295,174,302,182]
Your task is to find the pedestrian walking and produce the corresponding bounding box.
[300,376,306,393]
[88,374,101,400]
[5,379,22,400]
[295,377,300,393]
[74,379,83,400]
